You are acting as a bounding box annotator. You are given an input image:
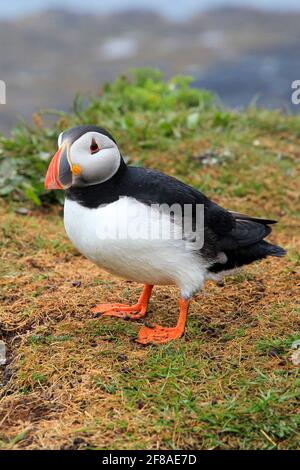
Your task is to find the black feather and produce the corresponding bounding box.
[229,211,277,225]
[219,220,272,250]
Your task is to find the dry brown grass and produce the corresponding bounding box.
[0,130,300,449]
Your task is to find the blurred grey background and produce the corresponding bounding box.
[0,0,300,133]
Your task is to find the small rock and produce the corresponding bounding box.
[15,207,30,216]
[192,151,219,166]
[72,280,81,287]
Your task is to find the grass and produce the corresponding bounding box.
[0,70,300,449]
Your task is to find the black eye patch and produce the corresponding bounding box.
[90,139,100,154]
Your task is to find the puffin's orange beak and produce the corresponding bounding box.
[45,144,72,190]
[45,148,63,190]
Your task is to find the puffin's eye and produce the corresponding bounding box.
[90,139,100,154]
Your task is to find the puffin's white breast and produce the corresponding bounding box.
[64,197,208,297]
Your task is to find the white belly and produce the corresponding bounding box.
[64,197,208,298]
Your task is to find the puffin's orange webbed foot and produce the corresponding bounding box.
[91,302,147,320]
[91,284,153,321]
[137,324,184,344]
[136,298,190,345]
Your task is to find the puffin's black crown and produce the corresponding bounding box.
[62,125,117,145]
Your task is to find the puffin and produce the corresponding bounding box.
[45,125,286,344]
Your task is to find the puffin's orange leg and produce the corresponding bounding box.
[137,298,190,345]
[91,284,153,320]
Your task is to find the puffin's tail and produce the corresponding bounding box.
[209,240,286,273]
[260,240,286,258]
[209,213,286,273]
[231,239,286,267]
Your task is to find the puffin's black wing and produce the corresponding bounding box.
[123,167,237,236]
[217,218,272,250]
[121,168,286,268]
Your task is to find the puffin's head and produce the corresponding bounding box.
[45,125,122,190]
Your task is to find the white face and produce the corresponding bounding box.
[59,131,121,187]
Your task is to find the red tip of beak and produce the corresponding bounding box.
[45,148,64,190]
